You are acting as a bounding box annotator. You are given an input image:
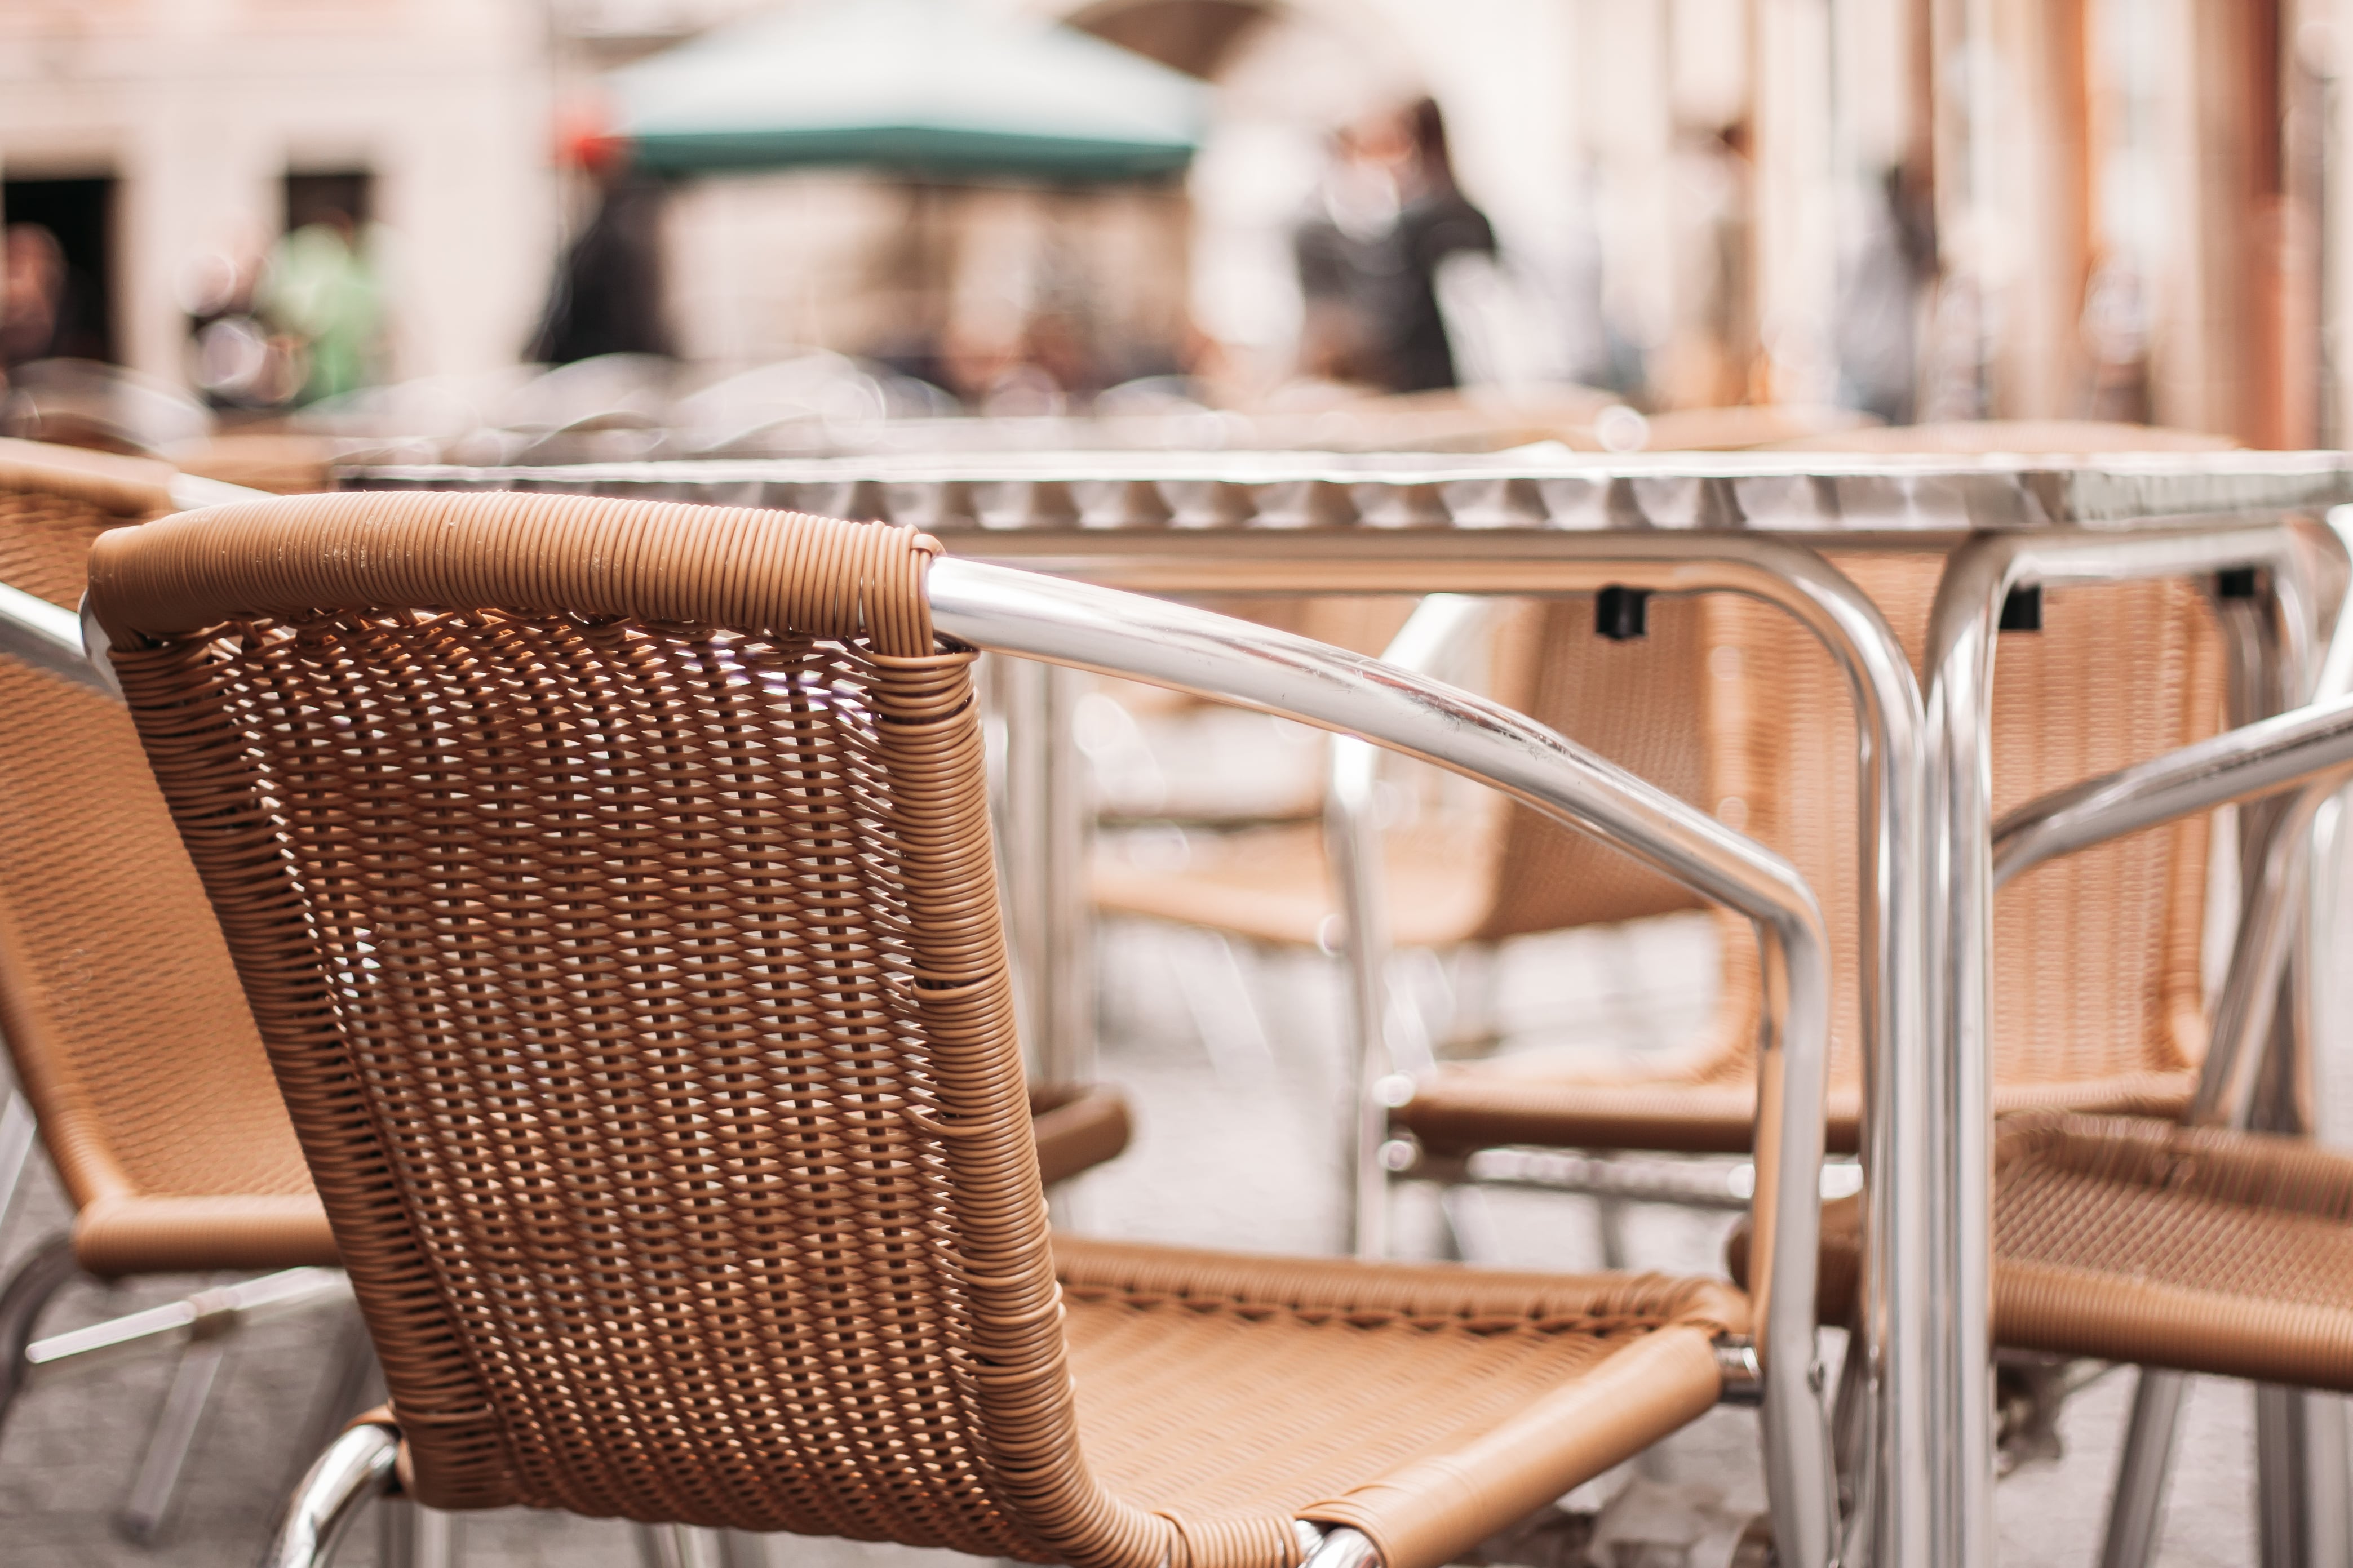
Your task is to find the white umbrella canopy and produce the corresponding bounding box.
[610,0,1207,183]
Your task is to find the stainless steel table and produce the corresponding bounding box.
[351,448,2353,1568]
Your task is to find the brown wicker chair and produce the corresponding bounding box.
[1091,591,1710,992]
[1098,550,2221,1263]
[83,490,1833,1568]
[0,445,1132,1549]
[1393,553,2222,1164]
[0,442,353,1544]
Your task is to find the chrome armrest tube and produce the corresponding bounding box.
[1327,593,1497,1259]
[929,555,1836,1568]
[1991,695,2353,888]
[1924,519,2332,1568]
[0,580,109,695]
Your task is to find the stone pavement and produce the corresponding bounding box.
[2,695,2345,1566]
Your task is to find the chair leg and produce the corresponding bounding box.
[281,1304,383,1504]
[2255,1385,2352,1568]
[1593,1191,1630,1272]
[1171,929,1275,1085]
[717,1530,769,1568]
[0,1233,81,1435]
[0,1090,38,1250]
[263,1421,399,1568]
[116,1333,228,1544]
[378,1499,458,1568]
[635,1522,726,1568]
[1434,1183,1503,1264]
[2097,1368,2191,1568]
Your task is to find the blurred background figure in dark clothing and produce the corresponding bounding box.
[530,152,675,367]
[1290,98,1494,395]
[1388,96,1494,393]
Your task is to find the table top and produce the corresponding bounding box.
[345,448,2353,535]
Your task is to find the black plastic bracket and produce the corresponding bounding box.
[1998,585,2043,633]
[1595,586,1650,641]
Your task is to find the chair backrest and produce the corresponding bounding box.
[1703,551,2222,1099]
[88,490,1159,1553]
[1472,595,1714,934]
[1440,548,2218,1105]
[0,446,311,1269]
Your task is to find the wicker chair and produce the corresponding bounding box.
[1727,672,2353,1562]
[1092,590,1709,981]
[1100,550,2221,1261]
[0,443,362,1545]
[1392,553,2221,1163]
[82,490,1836,1568]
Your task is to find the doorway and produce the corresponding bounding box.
[1,175,118,365]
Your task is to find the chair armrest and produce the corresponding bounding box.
[1992,692,2353,889]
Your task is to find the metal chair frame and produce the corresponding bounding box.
[1925,519,2347,1568]
[1006,530,1934,1568]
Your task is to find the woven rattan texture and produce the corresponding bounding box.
[1054,1237,1734,1568]
[1760,1115,2353,1384]
[1991,1114,2353,1387]
[1406,551,2222,1156]
[97,492,1744,1568]
[1473,596,1713,937]
[0,463,318,1276]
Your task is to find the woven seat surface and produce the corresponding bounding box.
[1993,1114,2353,1387]
[1738,1114,2353,1388]
[1401,550,2218,1157]
[1056,1237,1735,1568]
[0,443,330,1276]
[93,491,1743,1568]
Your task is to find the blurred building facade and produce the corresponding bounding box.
[0,0,553,393]
[2,0,2350,446]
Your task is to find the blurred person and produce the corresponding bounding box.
[1292,119,1405,389]
[2,223,107,367]
[1385,97,1495,392]
[1290,99,1496,395]
[1655,125,1756,409]
[259,211,384,402]
[1833,165,1932,425]
[530,136,675,366]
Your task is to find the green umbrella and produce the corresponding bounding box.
[610,0,1207,183]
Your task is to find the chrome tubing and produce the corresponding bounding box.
[1924,519,2325,1568]
[264,1422,400,1568]
[0,578,109,694]
[930,555,1836,1568]
[1298,1526,1382,1568]
[1329,592,1494,1261]
[1989,694,2353,883]
[1993,700,2353,1130]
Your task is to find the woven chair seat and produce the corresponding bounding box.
[1092,822,1491,950]
[1399,1061,2196,1159]
[1735,1114,2353,1389]
[1057,1237,1739,1568]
